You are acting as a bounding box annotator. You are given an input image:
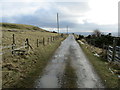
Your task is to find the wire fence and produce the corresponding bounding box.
[1,34,65,56]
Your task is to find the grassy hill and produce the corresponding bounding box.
[0,23,46,32]
[1,23,67,88]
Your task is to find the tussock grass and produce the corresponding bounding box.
[78,41,119,88]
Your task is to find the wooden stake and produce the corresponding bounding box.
[37,39,39,47]
[12,34,15,54]
[43,37,45,46]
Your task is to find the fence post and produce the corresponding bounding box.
[25,38,29,50]
[13,34,15,44]
[112,38,117,61]
[43,37,45,46]
[47,37,49,44]
[53,36,54,41]
[37,39,39,47]
[12,34,16,54]
[51,36,52,42]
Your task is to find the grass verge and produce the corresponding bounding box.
[2,38,66,88]
[78,41,119,88]
[61,56,77,88]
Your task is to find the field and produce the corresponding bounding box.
[1,23,67,88]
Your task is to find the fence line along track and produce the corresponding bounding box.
[1,34,65,56]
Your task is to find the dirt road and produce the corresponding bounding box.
[35,35,104,88]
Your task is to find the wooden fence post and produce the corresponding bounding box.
[12,34,16,54]
[53,36,54,41]
[43,37,45,46]
[13,34,15,44]
[47,37,49,44]
[25,38,29,50]
[37,39,39,47]
[51,36,52,42]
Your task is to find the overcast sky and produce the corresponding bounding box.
[0,0,119,33]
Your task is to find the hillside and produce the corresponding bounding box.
[0,23,47,32]
[1,23,67,88]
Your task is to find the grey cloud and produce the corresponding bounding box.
[56,2,90,13]
[2,3,78,28]
[1,2,117,33]
[72,21,117,32]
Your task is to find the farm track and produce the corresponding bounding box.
[35,35,104,88]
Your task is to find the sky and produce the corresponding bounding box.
[0,0,119,33]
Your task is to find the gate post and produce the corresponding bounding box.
[112,38,117,61]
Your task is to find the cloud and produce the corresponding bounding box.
[1,2,45,17]
[0,0,89,2]
[2,2,87,28]
[86,0,119,25]
[0,0,118,33]
[72,21,118,32]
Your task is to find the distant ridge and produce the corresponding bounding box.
[0,23,48,32]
